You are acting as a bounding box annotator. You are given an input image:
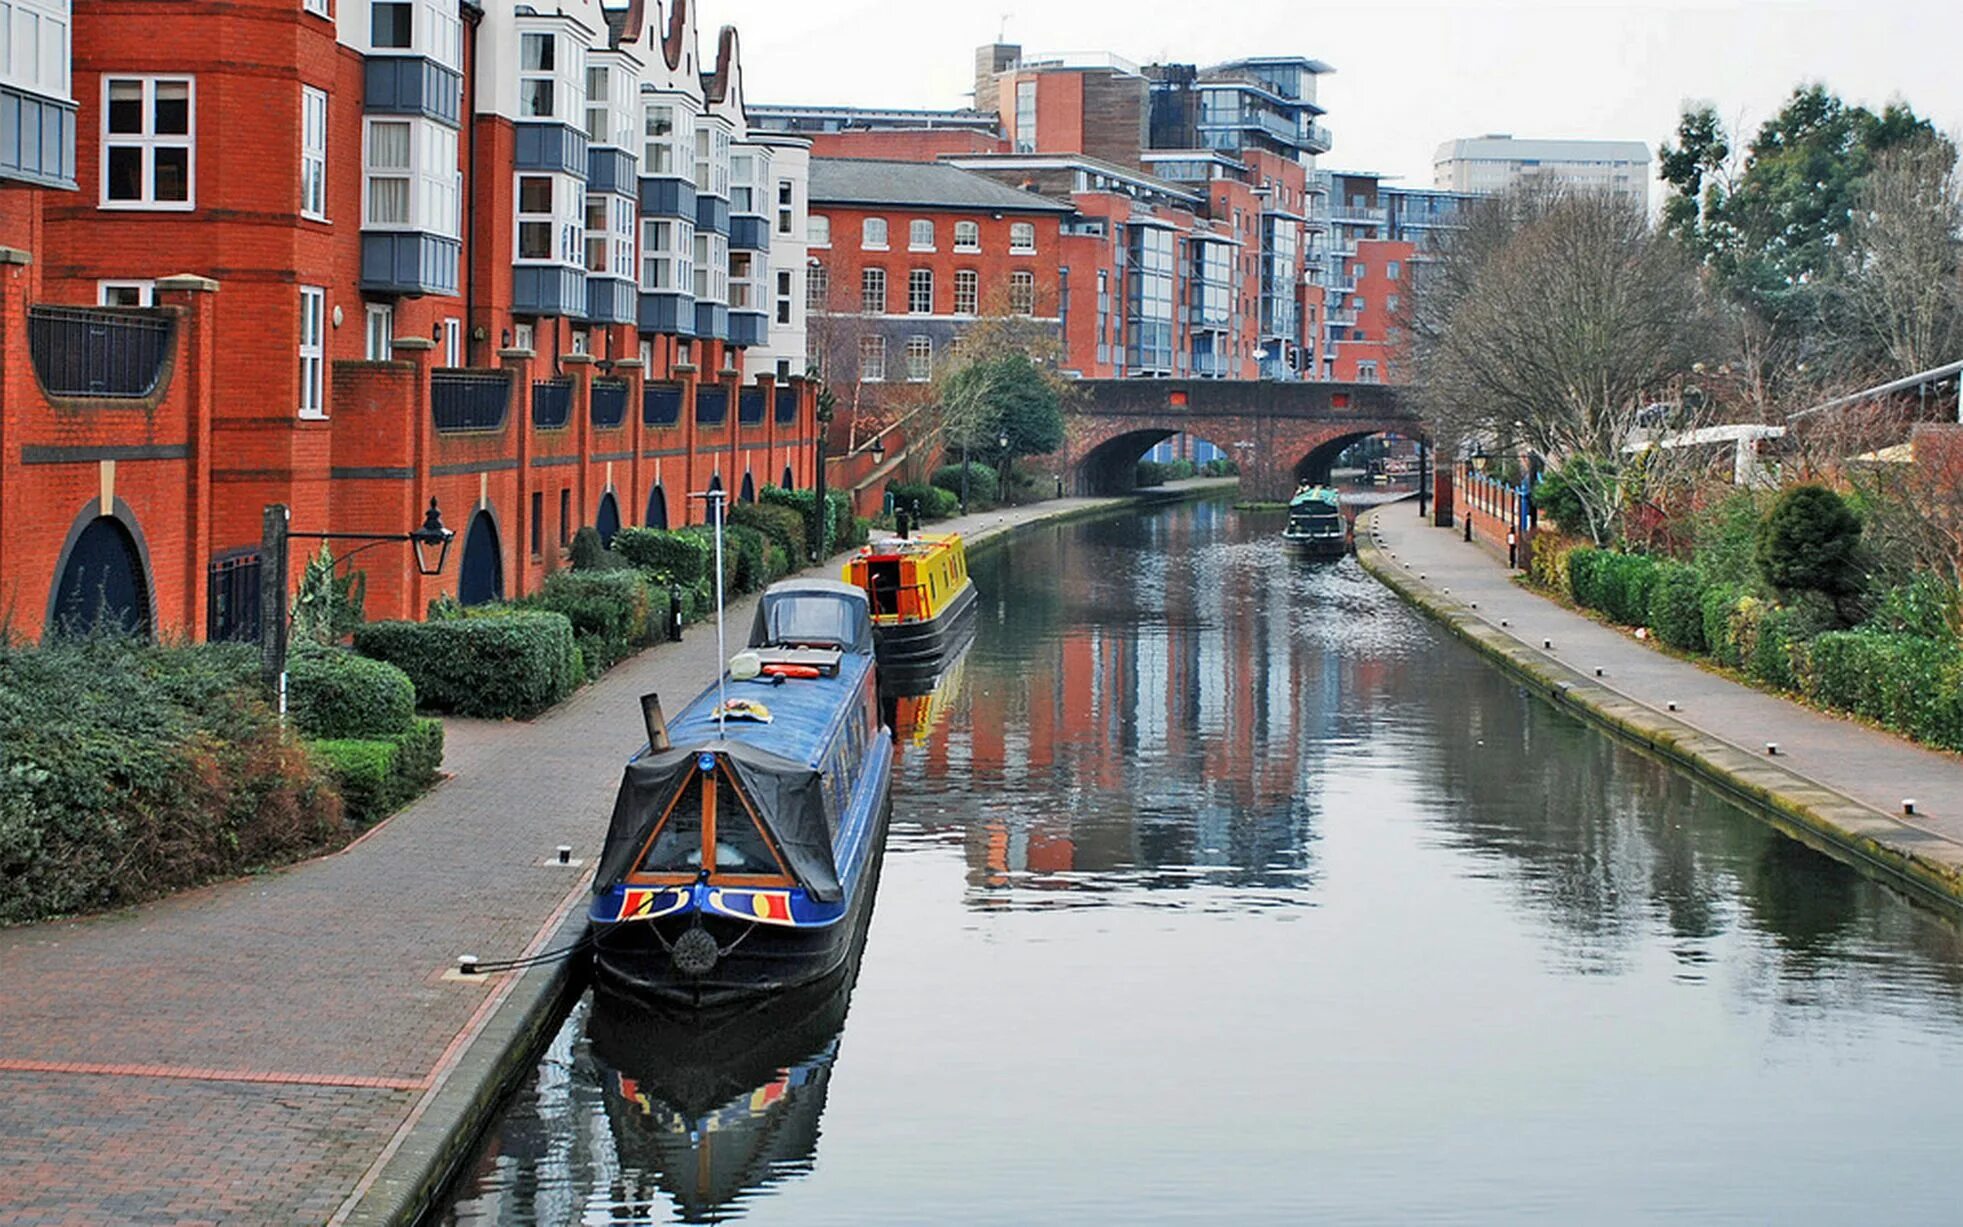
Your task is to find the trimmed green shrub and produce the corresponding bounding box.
[1596,552,1660,628]
[761,486,855,557]
[0,636,341,923]
[286,646,416,740]
[1201,457,1239,477]
[732,501,807,565]
[1866,573,1961,641]
[1808,632,1963,750]
[1692,490,1765,589]
[1757,484,1864,618]
[522,570,652,675]
[314,716,445,827]
[354,612,577,718]
[1567,547,1605,610]
[887,483,959,521]
[1648,562,1708,652]
[1529,534,1577,599]
[1748,605,1805,691]
[613,527,711,584]
[1701,584,1743,667]
[391,716,445,797]
[932,462,997,499]
[726,523,771,593]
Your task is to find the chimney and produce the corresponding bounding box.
[974,42,1020,118]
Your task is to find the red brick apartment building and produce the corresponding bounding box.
[1,0,817,642]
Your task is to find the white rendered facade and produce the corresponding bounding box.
[1433,135,1649,210]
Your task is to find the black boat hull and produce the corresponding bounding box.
[590,790,892,1009]
[873,580,979,677]
[1284,533,1349,559]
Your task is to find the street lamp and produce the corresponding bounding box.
[997,431,1010,503]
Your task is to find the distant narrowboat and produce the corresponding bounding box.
[1283,485,1349,559]
[843,531,978,679]
[589,579,894,1006]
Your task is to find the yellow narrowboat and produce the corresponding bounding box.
[842,531,978,676]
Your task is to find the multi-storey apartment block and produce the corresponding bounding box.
[1434,134,1650,210]
[0,0,816,642]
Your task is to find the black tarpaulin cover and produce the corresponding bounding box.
[595,739,842,903]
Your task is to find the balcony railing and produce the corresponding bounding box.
[738,387,766,426]
[695,385,728,426]
[1328,205,1388,224]
[430,369,512,433]
[590,378,628,429]
[531,378,572,429]
[27,305,173,399]
[643,382,683,427]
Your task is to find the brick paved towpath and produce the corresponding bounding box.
[0,487,1200,1227]
[1361,503,1963,905]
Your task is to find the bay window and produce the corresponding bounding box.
[587,194,635,277]
[370,0,460,69]
[364,117,459,237]
[1,0,71,100]
[642,100,692,179]
[693,120,729,198]
[692,230,728,303]
[639,217,693,290]
[102,76,193,208]
[515,172,582,264]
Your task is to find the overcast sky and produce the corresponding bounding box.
[730,0,1963,200]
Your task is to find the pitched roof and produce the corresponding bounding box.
[808,158,1072,213]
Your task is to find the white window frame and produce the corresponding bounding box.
[861,267,886,315]
[808,214,830,247]
[859,335,886,383]
[363,117,460,238]
[693,119,730,199]
[692,229,728,304]
[777,179,794,235]
[639,216,694,292]
[300,85,328,221]
[776,269,793,325]
[861,217,887,251]
[512,322,535,351]
[953,269,978,316]
[641,99,684,176]
[806,261,829,311]
[370,0,460,70]
[298,286,326,419]
[365,303,394,360]
[586,193,634,278]
[908,268,933,315]
[728,248,758,311]
[517,30,581,124]
[514,171,582,266]
[1010,269,1035,315]
[303,0,330,18]
[443,318,461,367]
[97,279,156,307]
[2,0,72,100]
[905,334,932,382]
[954,220,980,251]
[908,218,934,251]
[101,76,195,210]
[1009,221,1036,254]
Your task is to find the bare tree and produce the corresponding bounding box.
[1844,134,1963,375]
[1405,187,1721,542]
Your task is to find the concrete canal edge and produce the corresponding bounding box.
[1354,515,1963,915]
[337,480,1233,1226]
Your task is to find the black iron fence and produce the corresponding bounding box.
[644,382,683,427]
[431,369,512,433]
[27,305,173,399]
[207,550,262,643]
[738,387,766,426]
[591,378,629,429]
[531,378,572,429]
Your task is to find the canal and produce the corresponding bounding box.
[441,494,1963,1225]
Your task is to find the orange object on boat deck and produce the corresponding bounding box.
[763,663,822,679]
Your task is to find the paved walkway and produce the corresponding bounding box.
[0,489,1168,1227]
[1363,504,1963,894]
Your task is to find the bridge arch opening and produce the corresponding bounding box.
[1075,429,1244,497]
[1293,430,1424,489]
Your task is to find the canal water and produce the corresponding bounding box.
[440,495,1963,1225]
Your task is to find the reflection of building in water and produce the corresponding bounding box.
[903,504,1422,902]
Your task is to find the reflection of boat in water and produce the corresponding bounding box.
[586,918,868,1221]
[589,579,894,1006]
[879,611,977,747]
[844,530,978,683]
[1282,485,1349,559]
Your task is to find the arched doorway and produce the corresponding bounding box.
[595,491,622,548]
[740,472,756,504]
[50,515,151,637]
[458,510,503,606]
[781,465,795,491]
[646,484,668,530]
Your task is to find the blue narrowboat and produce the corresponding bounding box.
[589,579,894,1005]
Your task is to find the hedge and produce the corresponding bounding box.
[887,482,959,521]
[1701,584,1744,667]
[1747,605,1805,690]
[932,462,997,500]
[732,500,807,565]
[1565,547,1659,628]
[522,570,652,675]
[286,646,416,740]
[1647,562,1707,653]
[354,611,578,718]
[312,717,444,827]
[613,526,712,585]
[762,485,857,556]
[1529,534,1577,600]
[1567,547,1605,610]
[1807,632,1963,750]
[0,636,342,923]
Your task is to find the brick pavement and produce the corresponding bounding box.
[1363,504,1963,885]
[0,489,1157,1226]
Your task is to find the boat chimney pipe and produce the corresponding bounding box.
[640,692,671,752]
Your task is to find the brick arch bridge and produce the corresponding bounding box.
[1057,379,1422,501]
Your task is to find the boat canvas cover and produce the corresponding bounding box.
[748,580,874,655]
[596,739,843,902]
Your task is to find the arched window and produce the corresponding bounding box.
[740,472,756,503]
[646,484,669,530]
[458,510,503,606]
[781,465,795,491]
[595,492,622,547]
[51,515,151,638]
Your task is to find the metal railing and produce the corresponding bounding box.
[738,387,766,426]
[643,382,683,427]
[430,369,512,433]
[531,378,572,429]
[27,305,173,399]
[590,378,628,429]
